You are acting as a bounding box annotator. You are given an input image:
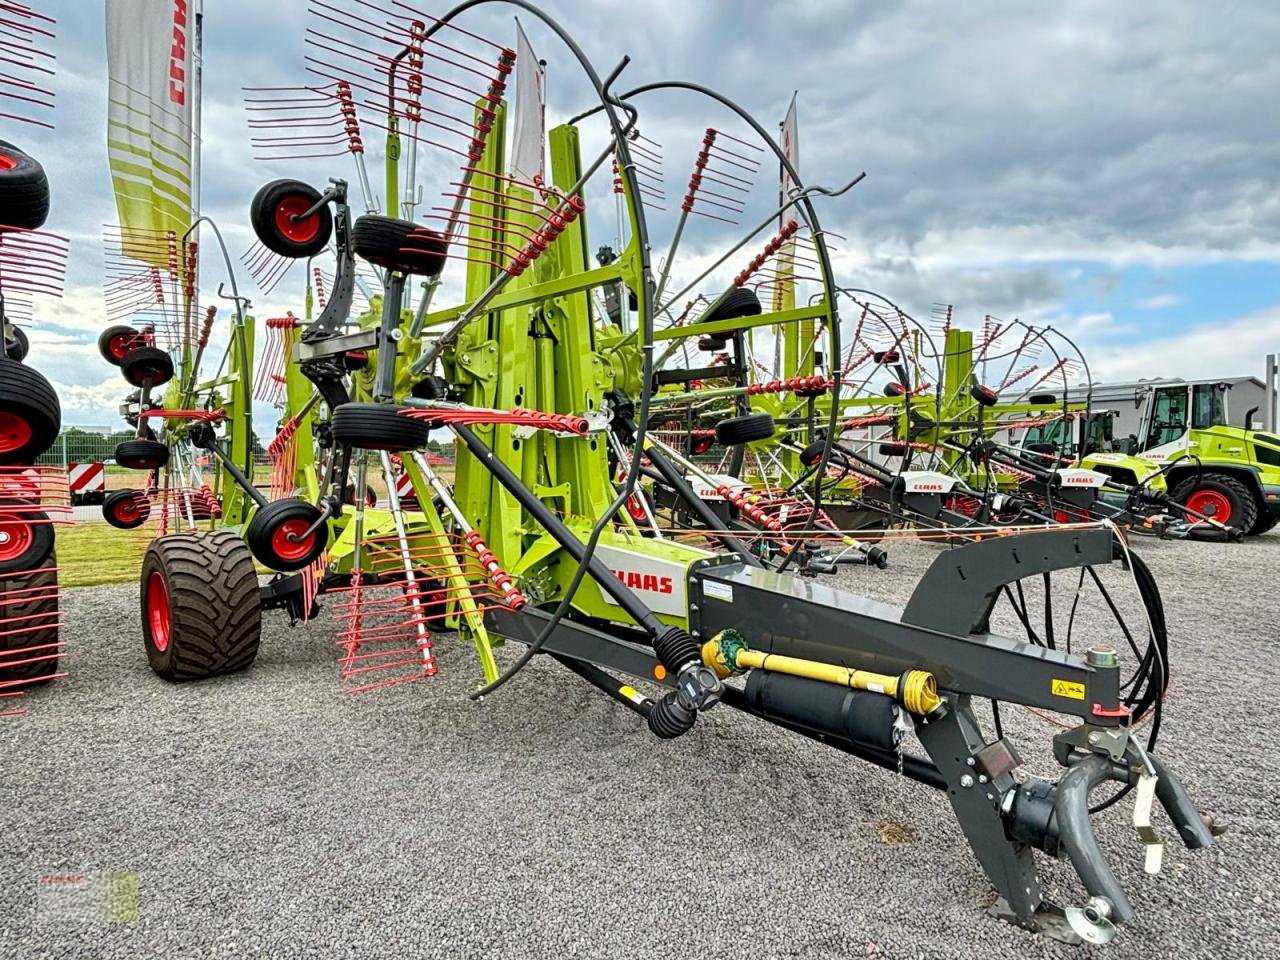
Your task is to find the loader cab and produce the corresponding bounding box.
[1138,382,1228,457]
[1021,412,1114,459]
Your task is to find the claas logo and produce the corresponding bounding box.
[611,569,674,594]
[169,0,188,106]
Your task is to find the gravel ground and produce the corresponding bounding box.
[2,532,1278,959]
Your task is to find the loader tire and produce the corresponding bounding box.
[140,531,262,681]
[1173,472,1258,534]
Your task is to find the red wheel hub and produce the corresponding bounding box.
[271,517,315,562]
[108,332,138,360]
[146,571,172,653]
[274,196,320,243]
[113,498,142,522]
[0,153,16,172]
[1186,488,1232,522]
[0,412,32,454]
[0,517,33,563]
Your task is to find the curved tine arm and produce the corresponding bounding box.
[799,172,867,199]
[1144,753,1215,850]
[1054,755,1135,924]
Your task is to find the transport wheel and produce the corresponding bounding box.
[97,324,145,365]
[351,214,448,277]
[715,411,775,446]
[0,505,53,575]
[3,323,28,362]
[250,179,332,258]
[140,531,262,681]
[0,358,60,465]
[0,557,59,686]
[114,439,170,471]
[331,402,430,452]
[119,346,174,388]
[1173,473,1258,533]
[698,286,761,328]
[343,482,378,508]
[0,140,50,230]
[103,490,151,529]
[246,498,328,572]
[698,335,728,352]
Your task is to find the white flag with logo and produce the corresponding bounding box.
[509,18,545,185]
[774,93,799,313]
[105,0,197,264]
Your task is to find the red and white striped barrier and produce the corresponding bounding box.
[68,463,105,505]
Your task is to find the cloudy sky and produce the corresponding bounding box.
[10,0,1280,425]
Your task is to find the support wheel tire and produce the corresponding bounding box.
[352,215,447,277]
[246,498,328,572]
[1173,472,1258,533]
[4,323,28,362]
[0,358,59,465]
[0,506,53,574]
[698,287,761,328]
[331,402,430,452]
[120,346,174,388]
[103,489,150,529]
[715,411,775,446]
[115,439,170,471]
[141,531,262,681]
[250,179,332,259]
[98,324,145,365]
[0,141,50,231]
[0,558,59,686]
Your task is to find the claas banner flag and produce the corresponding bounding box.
[509,18,545,186]
[105,0,197,266]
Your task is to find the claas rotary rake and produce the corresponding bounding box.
[104,1,1218,944]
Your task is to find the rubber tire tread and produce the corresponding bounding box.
[0,555,58,685]
[0,358,59,464]
[331,402,430,452]
[120,346,174,388]
[141,531,262,681]
[352,214,447,277]
[715,411,775,446]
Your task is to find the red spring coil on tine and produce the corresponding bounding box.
[503,196,585,277]
[265,313,298,330]
[716,485,783,531]
[745,375,833,396]
[682,128,717,213]
[198,306,216,349]
[735,219,799,286]
[462,531,527,611]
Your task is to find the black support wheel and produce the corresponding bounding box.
[140,531,262,682]
[103,489,151,529]
[114,439,170,471]
[0,358,60,465]
[331,402,430,452]
[0,558,59,687]
[246,498,328,572]
[0,140,50,231]
[352,214,448,277]
[3,323,28,362]
[715,411,775,446]
[0,506,53,575]
[250,179,332,259]
[119,346,174,388]
[97,324,146,365]
[698,286,762,329]
[1173,472,1258,534]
